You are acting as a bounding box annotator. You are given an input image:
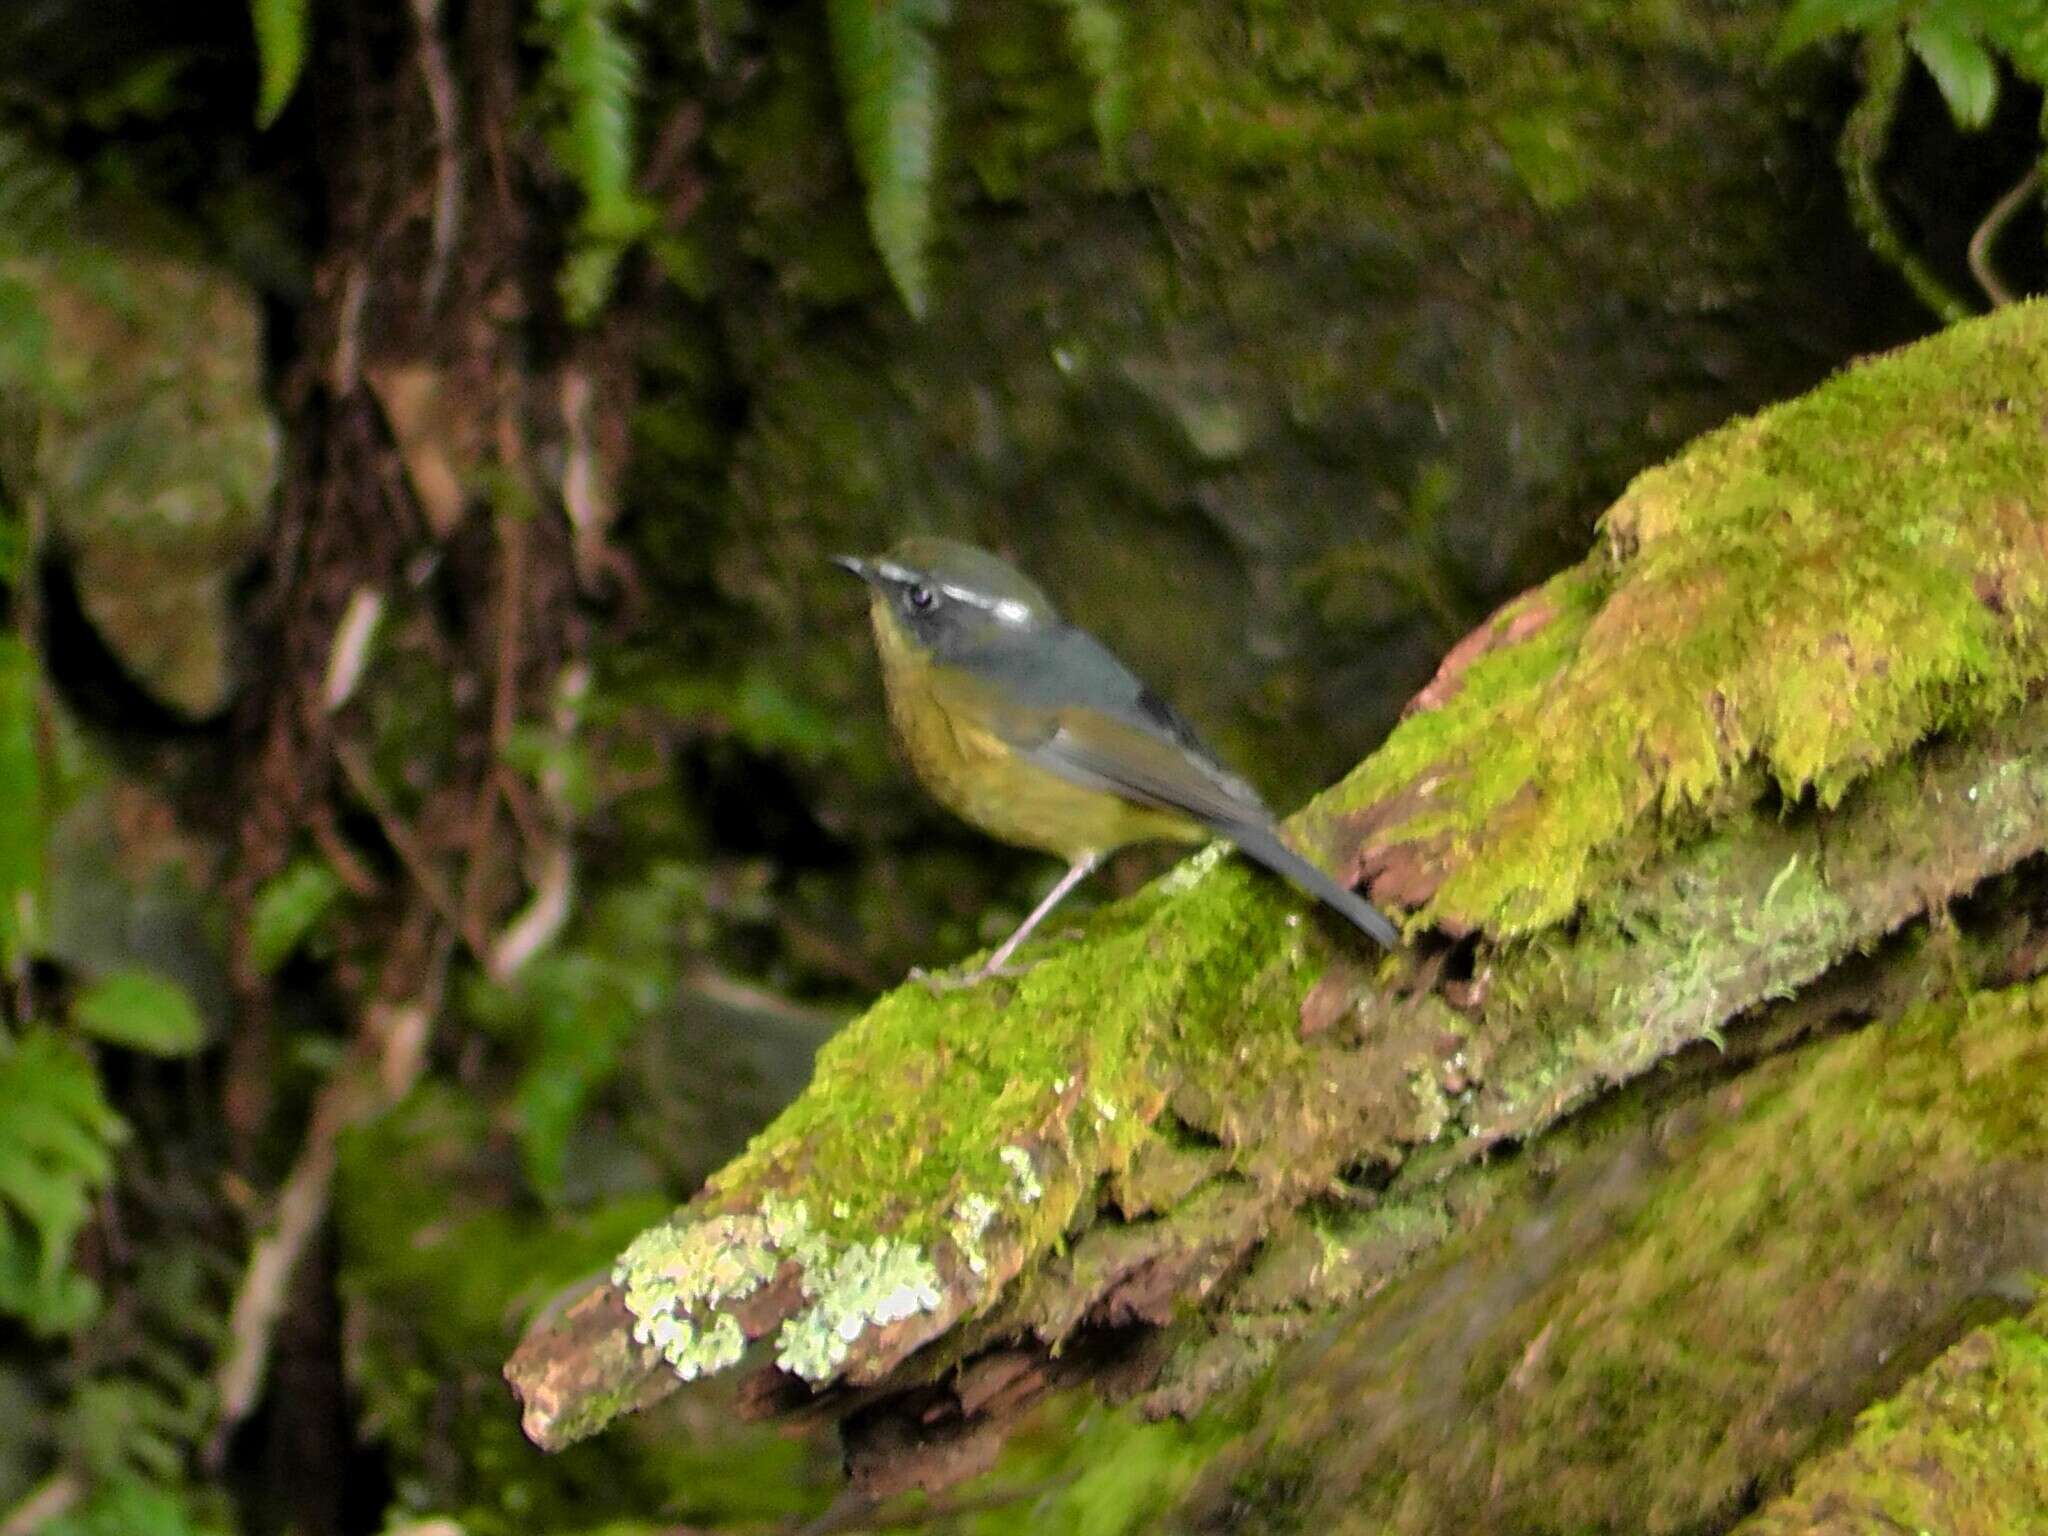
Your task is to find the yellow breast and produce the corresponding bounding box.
[869,602,1202,861]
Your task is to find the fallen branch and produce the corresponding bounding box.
[506,303,2048,1504]
[207,920,451,1464]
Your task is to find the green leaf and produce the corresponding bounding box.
[557,241,629,327]
[1909,13,2000,128]
[42,1478,228,1536]
[0,1030,125,1332]
[1978,1,2048,85]
[0,274,51,400]
[0,132,83,259]
[1773,0,1901,62]
[249,0,310,129]
[827,0,950,320]
[72,971,205,1057]
[536,0,658,322]
[0,637,43,973]
[463,863,706,1199]
[1051,0,1133,179]
[247,857,343,975]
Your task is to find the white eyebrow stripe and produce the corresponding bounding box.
[936,583,1033,624]
[878,564,1039,623]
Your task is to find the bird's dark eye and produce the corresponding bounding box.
[908,583,936,611]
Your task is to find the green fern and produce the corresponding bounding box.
[827,0,951,320]
[464,862,708,1200]
[59,1241,225,1491]
[248,0,310,128]
[535,0,658,322]
[0,639,43,976]
[0,1031,127,1334]
[0,131,83,261]
[1050,0,1133,178]
[1777,0,2048,128]
[42,1479,229,1536]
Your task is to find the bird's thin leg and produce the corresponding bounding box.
[923,853,1100,991]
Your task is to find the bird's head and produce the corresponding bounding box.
[832,537,1056,664]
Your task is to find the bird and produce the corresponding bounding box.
[834,537,1400,987]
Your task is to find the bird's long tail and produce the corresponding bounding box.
[1224,821,1400,949]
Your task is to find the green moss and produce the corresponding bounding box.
[943,1393,1258,1536]
[1738,1302,2048,1534]
[3,246,277,718]
[598,846,1317,1401]
[1320,301,2048,935]
[1172,973,2048,1533]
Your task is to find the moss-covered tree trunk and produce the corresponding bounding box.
[509,301,2048,1528]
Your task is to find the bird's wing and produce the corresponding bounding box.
[958,624,1271,829]
[973,627,1400,948]
[962,624,1251,783]
[1015,707,1272,829]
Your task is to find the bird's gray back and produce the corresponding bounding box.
[954,621,1266,804]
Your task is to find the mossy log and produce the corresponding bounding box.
[509,301,2048,1515]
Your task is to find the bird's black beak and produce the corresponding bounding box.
[831,554,877,585]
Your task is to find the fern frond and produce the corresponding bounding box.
[1976,0,2048,85]
[535,0,657,322]
[52,1233,228,1509]
[248,0,310,128]
[0,638,44,973]
[0,1031,126,1334]
[38,1477,226,1536]
[1050,0,1133,178]
[827,0,950,320]
[0,132,83,260]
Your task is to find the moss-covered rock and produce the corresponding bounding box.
[1,245,277,719]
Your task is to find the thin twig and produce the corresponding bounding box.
[333,737,488,958]
[321,584,385,713]
[0,1472,81,1536]
[408,0,463,313]
[1839,33,1974,325]
[206,930,452,1466]
[329,262,369,396]
[486,842,572,981]
[1966,163,2040,310]
[459,504,528,945]
[308,800,385,898]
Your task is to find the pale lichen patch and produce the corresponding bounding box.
[614,1192,953,1388]
[1000,1145,1044,1204]
[949,1193,999,1277]
[614,1195,838,1382]
[1155,840,1229,895]
[774,1236,946,1382]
